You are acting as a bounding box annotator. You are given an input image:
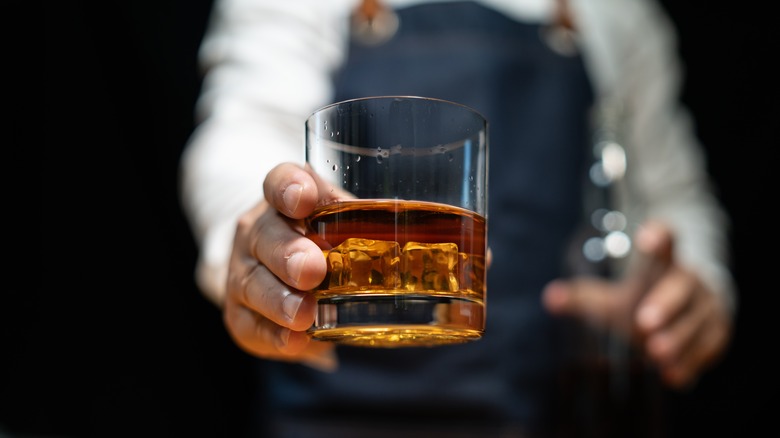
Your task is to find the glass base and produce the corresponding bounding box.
[308,294,484,347]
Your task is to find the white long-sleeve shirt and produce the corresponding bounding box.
[179,0,736,313]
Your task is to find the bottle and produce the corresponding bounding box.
[552,96,668,438]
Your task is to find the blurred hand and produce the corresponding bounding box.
[222,162,338,371]
[542,221,733,389]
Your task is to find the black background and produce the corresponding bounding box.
[19,1,776,436]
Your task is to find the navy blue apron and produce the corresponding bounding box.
[258,2,595,436]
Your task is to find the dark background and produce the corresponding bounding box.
[18,1,775,436]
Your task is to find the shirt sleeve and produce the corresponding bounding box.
[179,0,353,304]
[573,0,737,314]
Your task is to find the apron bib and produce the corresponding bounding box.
[263,2,594,435]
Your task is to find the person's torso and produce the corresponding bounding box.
[262,2,594,435]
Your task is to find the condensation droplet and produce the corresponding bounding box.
[376,147,387,163]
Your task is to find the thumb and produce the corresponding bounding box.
[624,220,674,287]
[542,277,627,330]
[634,220,674,258]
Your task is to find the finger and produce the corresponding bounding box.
[231,262,317,331]
[225,298,309,355]
[650,288,731,388]
[622,220,674,294]
[635,262,699,334]
[660,316,730,389]
[244,208,327,292]
[224,300,338,372]
[227,201,322,327]
[604,220,676,339]
[640,269,701,362]
[264,163,321,219]
[542,278,628,329]
[634,220,674,259]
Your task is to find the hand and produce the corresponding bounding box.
[542,221,733,389]
[222,162,338,371]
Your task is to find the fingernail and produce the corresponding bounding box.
[286,252,308,286]
[282,183,303,215]
[282,290,304,321]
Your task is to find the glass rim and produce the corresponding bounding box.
[306,95,487,124]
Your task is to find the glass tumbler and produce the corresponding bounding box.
[304,96,488,347]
